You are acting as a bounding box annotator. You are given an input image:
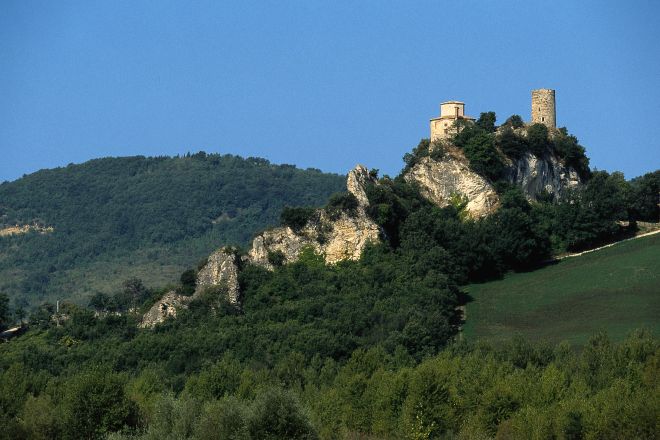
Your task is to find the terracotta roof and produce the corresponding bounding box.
[430,115,475,121]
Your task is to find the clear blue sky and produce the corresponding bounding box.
[1,0,659,182]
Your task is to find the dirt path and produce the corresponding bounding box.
[557,228,660,260]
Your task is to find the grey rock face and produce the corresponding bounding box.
[139,291,191,329]
[505,152,581,201]
[196,247,241,305]
[405,143,583,216]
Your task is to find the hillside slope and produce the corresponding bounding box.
[463,233,660,345]
[0,153,345,305]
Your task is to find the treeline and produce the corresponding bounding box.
[1,328,656,439]
[0,153,345,305]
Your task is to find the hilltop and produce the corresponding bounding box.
[0,153,345,306]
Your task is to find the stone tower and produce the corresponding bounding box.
[531,89,556,129]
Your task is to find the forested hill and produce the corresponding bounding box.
[0,153,345,306]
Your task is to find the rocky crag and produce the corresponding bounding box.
[405,140,582,218]
[248,165,380,268]
[141,165,380,328]
[142,138,583,327]
[140,248,241,328]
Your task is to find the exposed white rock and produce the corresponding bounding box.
[248,164,381,268]
[346,164,374,207]
[139,291,191,329]
[196,247,241,305]
[405,150,500,218]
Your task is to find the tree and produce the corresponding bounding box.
[60,368,137,439]
[503,114,524,129]
[248,388,318,440]
[497,127,529,159]
[0,293,9,330]
[462,132,505,181]
[526,123,551,156]
[629,171,659,222]
[280,206,316,232]
[476,111,497,133]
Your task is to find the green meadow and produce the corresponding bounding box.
[463,233,660,345]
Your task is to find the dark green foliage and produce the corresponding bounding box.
[553,128,590,178]
[476,111,497,132]
[179,270,197,296]
[402,138,431,170]
[324,192,359,219]
[497,127,529,159]
[462,132,505,181]
[267,250,286,267]
[550,171,630,251]
[60,368,138,439]
[629,170,660,222]
[248,388,317,440]
[527,123,552,156]
[503,114,524,129]
[365,177,429,247]
[0,154,344,306]
[0,293,9,331]
[280,206,317,232]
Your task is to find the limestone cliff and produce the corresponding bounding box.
[404,147,500,217]
[248,165,380,268]
[141,167,380,327]
[140,246,241,328]
[505,152,581,201]
[405,143,582,217]
[196,247,241,305]
[139,291,191,328]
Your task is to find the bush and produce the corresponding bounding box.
[497,127,529,159]
[462,132,505,181]
[280,207,316,232]
[503,114,524,129]
[476,111,497,133]
[325,192,359,219]
[553,128,590,178]
[267,250,286,267]
[526,123,551,156]
[248,388,318,440]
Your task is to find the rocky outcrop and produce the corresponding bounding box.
[405,148,500,217]
[196,247,241,305]
[248,165,380,268]
[405,142,582,217]
[505,152,581,201]
[139,291,191,328]
[141,167,381,327]
[140,246,241,328]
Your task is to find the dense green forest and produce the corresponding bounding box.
[0,153,345,306]
[0,116,658,439]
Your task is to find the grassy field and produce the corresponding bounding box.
[463,233,660,346]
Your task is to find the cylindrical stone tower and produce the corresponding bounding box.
[531,89,556,129]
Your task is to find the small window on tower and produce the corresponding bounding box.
[542,117,545,122]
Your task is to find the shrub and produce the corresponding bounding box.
[462,132,505,181]
[526,123,551,156]
[503,114,524,129]
[497,127,529,159]
[476,111,497,133]
[267,250,286,267]
[325,192,359,219]
[280,207,316,232]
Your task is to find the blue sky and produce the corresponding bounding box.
[1,0,658,182]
